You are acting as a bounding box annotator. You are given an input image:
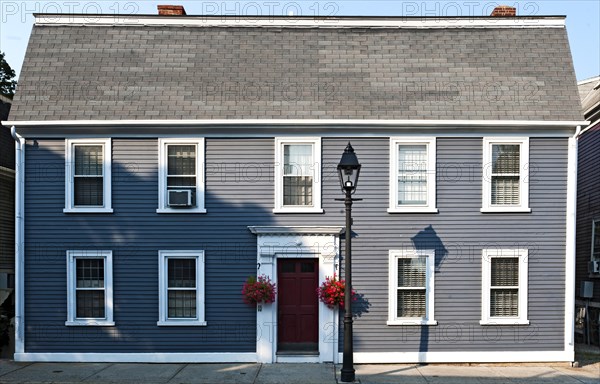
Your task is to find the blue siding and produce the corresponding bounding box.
[24,136,567,353]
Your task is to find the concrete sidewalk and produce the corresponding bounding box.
[0,360,598,384]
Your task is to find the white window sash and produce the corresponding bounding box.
[66,250,114,326]
[388,137,437,213]
[64,139,112,213]
[157,138,206,213]
[273,137,322,213]
[480,248,529,325]
[158,250,206,326]
[481,137,530,213]
[387,249,437,326]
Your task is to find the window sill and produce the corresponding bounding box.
[157,320,207,327]
[387,207,439,214]
[387,319,438,326]
[480,207,531,213]
[65,320,115,327]
[63,208,113,214]
[156,208,207,214]
[480,319,530,326]
[273,208,324,214]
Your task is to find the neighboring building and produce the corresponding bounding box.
[576,76,600,345]
[0,94,15,357]
[3,6,586,364]
[0,94,14,296]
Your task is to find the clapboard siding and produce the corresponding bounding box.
[24,136,568,353]
[576,124,600,300]
[0,171,15,271]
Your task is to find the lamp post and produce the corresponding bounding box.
[337,142,361,383]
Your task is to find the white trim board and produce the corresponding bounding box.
[340,351,574,364]
[564,134,578,358]
[33,14,567,28]
[5,119,588,128]
[15,352,256,363]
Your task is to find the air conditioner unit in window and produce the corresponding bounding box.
[168,190,192,207]
[589,260,600,274]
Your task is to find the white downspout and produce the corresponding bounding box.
[11,126,25,357]
[564,125,580,362]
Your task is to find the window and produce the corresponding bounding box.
[592,220,600,261]
[481,248,529,325]
[482,138,530,212]
[158,250,206,326]
[389,138,437,213]
[274,137,322,213]
[388,249,437,325]
[66,250,114,326]
[157,138,205,213]
[64,139,112,213]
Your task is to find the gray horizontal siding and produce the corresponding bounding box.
[24,136,568,353]
[576,124,600,301]
[0,171,15,271]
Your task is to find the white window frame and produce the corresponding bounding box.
[592,220,600,261]
[66,250,114,326]
[157,138,206,213]
[481,248,529,325]
[481,137,530,213]
[273,137,322,213]
[387,249,437,326]
[158,250,206,326]
[388,137,437,213]
[64,138,112,213]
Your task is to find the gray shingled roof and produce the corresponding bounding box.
[9,22,583,121]
[578,77,600,118]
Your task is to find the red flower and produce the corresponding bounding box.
[317,274,356,309]
[242,275,277,304]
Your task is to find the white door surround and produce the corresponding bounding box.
[248,226,343,363]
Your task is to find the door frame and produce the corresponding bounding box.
[248,226,343,363]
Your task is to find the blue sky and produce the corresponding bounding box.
[1,1,599,81]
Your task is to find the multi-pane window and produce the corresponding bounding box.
[158,138,205,213]
[482,138,530,212]
[283,144,313,206]
[65,139,112,213]
[167,144,197,206]
[66,250,114,326]
[389,138,437,213]
[167,258,197,318]
[481,249,529,325]
[592,220,600,261]
[388,249,436,325]
[158,251,206,326]
[274,138,322,213]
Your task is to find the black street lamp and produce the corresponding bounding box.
[337,142,361,383]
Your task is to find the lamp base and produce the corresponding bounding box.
[340,368,356,383]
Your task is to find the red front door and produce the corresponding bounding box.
[277,258,319,353]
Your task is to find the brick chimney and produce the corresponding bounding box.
[490,5,516,17]
[158,5,186,15]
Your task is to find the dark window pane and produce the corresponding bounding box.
[76,290,105,318]
[301,262,315,273]
[281,262,295,273]
[397,257,426,288]
[168,259,196,288]
[397,289,426,318]
[76,259,104,288]
[167,145,196,175]
[74,177,103,206]
[283,176,313,206]
[594,221,600,260]
[490,289,518,317]
[491,258,519,286]
[75,145,103,176]
[492,144,519,174]
[168,290,197,318]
